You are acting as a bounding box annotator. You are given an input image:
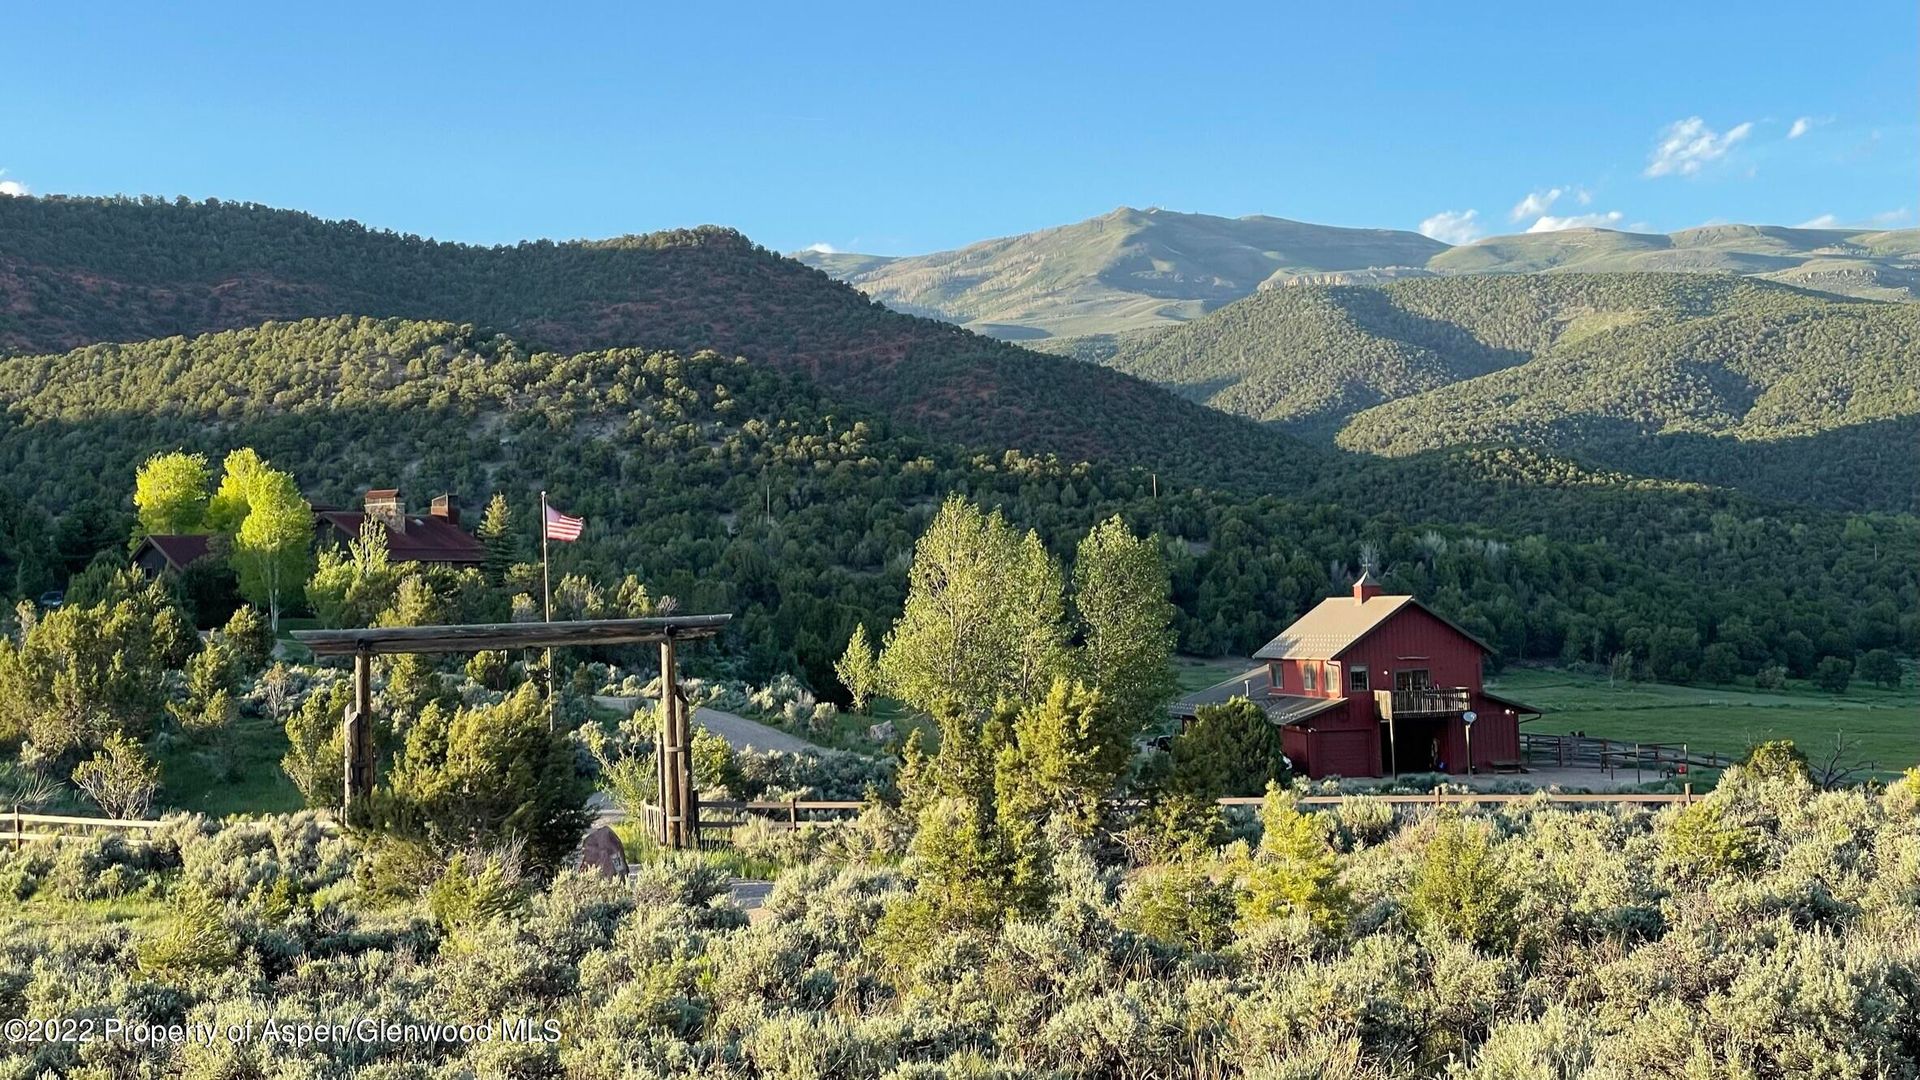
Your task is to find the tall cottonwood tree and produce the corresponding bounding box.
[1072,515,1177,746]
[229,460,313,630]
[878,496,1067,724]
[132,451,211,536]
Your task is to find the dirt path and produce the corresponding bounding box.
[591,696,821,755]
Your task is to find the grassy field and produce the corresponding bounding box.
[1491,667,1918,773]
[1174,655,1258,693]
[155,716,305,817]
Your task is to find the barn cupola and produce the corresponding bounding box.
[1353,569,1383,604]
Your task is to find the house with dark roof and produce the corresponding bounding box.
[314,490,486,567]
[132,533,215,577]
[1174,573,1539,779]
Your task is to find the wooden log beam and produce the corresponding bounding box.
[293,614,731,657]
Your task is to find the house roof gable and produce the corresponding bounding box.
[1253,593,1491,661]
[317,510,486,564]
[135,533,214,570]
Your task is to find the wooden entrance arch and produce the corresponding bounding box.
[293,614,730,848]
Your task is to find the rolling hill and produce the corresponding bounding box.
[0,195,1320,496]
[1099,273,1919,511]
[791,207,1448,340]
[796,211,1920,344]
[1429,223,1920,302]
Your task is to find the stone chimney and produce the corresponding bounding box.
[364,488,405,534]
[430,493,460,525]
[1353,569,1383,604]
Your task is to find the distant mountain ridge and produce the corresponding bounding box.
[1099,272,1919,512]
[794,209,1920,342]
[792,207,1448,340]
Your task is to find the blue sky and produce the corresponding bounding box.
[2,2,1913,254]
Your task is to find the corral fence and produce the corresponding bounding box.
[630,788,1699,850]
[1521,732,1727,776]
[7,808,166,847]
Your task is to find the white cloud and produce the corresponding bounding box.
[1644,117,1754,177]
[1795,208,1912,230]
[1510,187,1564,222]
[1418,209,1484,246]
[0,171,27,197]
[1510,186,1594,222]
[1788,117,1813,139]
[804,242,838,254]
[1526,210,1626,233]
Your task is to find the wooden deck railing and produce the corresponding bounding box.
[1374,687,1472,720]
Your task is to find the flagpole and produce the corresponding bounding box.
[540,490,553,622]
[540,490,554,726]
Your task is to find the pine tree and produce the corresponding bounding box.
[477,494,518,585]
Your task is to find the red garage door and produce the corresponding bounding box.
[1311,729,1379,779]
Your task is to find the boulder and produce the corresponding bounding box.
[577,825,629,877]
[867,720,895,744]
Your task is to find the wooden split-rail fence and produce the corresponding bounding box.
[6,808,166,847]
[635,788,1697,850]
[16,784,1698,854]
[1520,733,1728,775]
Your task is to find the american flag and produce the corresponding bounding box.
[544,503,585,542]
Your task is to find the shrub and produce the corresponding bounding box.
[1406,815,1519,951]
[1117,860,1236,950]
[71,734,160,818]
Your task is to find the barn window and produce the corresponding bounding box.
[1272,664,1283,691]
[1395,669,1432,691]
[1349,665,1369,692]
[1303,664,1318,692]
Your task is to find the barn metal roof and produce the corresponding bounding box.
[1254,594,1416,660]
[1169,665,1347,727]
[1253,593,1494,661]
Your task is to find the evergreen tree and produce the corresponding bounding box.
[477,494,518,585]
[378,684,592,871]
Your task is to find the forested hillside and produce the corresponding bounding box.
[0,317,1910,691]
[1102,273,1919,510]
[0,195,1312,495]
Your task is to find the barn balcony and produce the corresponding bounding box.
[1374,687,1472,721]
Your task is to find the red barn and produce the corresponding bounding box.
[1177,573,1538,779]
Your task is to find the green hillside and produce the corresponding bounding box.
[1101,273,1918,511]
[791,207,1447,340]
[0,315,1910,694]
[0,195,1312,496]
[1431,224,1920,303]
[795,211,1920,345]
